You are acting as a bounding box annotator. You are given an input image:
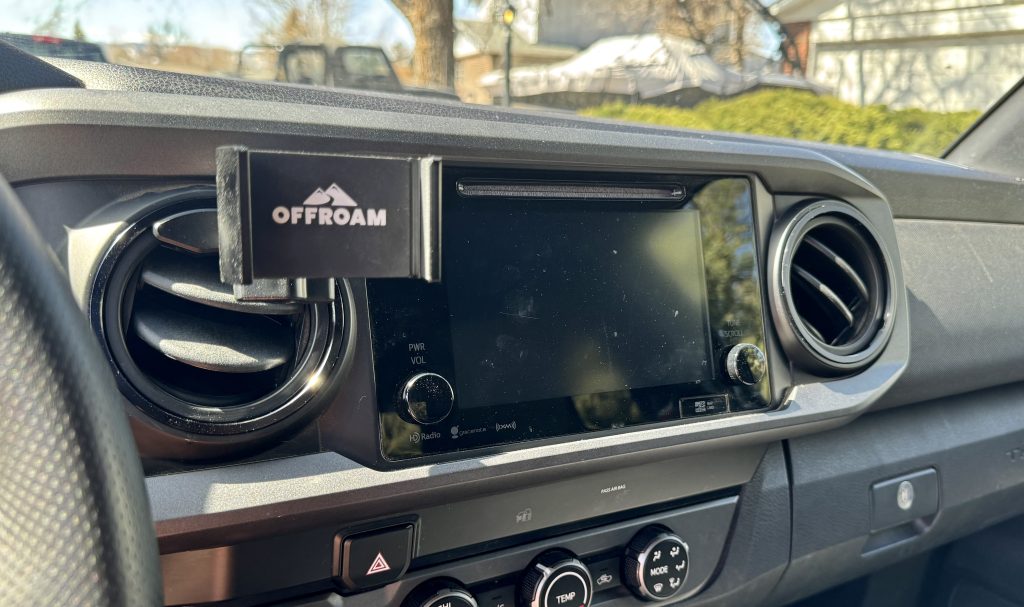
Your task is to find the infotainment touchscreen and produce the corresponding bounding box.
[444,198,711,409]
[368,168,772,461]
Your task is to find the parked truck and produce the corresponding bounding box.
[237,43,458,100]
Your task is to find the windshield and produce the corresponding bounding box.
[0,0,1008,157]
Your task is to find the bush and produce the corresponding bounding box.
[580,89,981,156]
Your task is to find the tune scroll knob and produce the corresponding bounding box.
[724,343,766,386]
[519,549,593,607]
[403,578,478,607]
[402,372,455,425]
[623,526,690,602]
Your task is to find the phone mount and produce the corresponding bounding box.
[216,146,441,302]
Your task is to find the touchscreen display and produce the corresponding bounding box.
[444,199,712,408]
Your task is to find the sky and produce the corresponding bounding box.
[0,0,487,51]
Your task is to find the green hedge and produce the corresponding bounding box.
[580,89,981,156]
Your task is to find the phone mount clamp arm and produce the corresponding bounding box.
[216,146,442,302]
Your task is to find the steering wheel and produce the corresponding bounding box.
[0,173,162,605]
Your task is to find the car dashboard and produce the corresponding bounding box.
[3,57,1024,607]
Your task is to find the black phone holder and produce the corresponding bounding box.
[216,146,441,302]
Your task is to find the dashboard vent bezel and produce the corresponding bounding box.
[88,190,345,436]
[769,199,896,375]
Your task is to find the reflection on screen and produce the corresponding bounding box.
[444,200,711,408]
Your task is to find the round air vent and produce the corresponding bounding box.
[90,191,343,436]
[770,200,895,375]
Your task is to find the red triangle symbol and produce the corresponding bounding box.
[366,552,391,576]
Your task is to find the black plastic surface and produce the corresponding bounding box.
[931,516,1024,607]
[411,454,749,558]
[262,443,791,607]
[880,219,1024,409]
[771,383,1024,605]
[686,443,790,607]
[331,497,736,607]
[153,446,763,604]
[0,42,82,93]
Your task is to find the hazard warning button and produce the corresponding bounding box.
[336,524,414,591]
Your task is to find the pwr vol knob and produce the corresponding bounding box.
[402,372,455,424]
[519,549,592,607]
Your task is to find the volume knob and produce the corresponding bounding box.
[724,343,766,386]
[402,372,455,425]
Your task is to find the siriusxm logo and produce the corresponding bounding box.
[272,183,387,227]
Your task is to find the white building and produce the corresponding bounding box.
[773,0,1024,111]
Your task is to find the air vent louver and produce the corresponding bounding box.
[94,200,340,434]
[772,200,894,375]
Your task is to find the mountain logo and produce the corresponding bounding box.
[272,183,386,227]
[301,183,359,207]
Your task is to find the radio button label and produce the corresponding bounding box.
[408,342,428,366]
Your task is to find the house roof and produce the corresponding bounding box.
[454,19,577,61]
[771,0,842,23]
[480,34,746,99]
[479,33,829,100]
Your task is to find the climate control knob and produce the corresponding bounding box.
[623,526,689,602]
[403,578,477,607]
[724,343,766,386]
[402,372,455,424]
[519,549,592,607]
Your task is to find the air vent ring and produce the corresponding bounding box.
[769,200,896,375]
[89,190,345,436]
